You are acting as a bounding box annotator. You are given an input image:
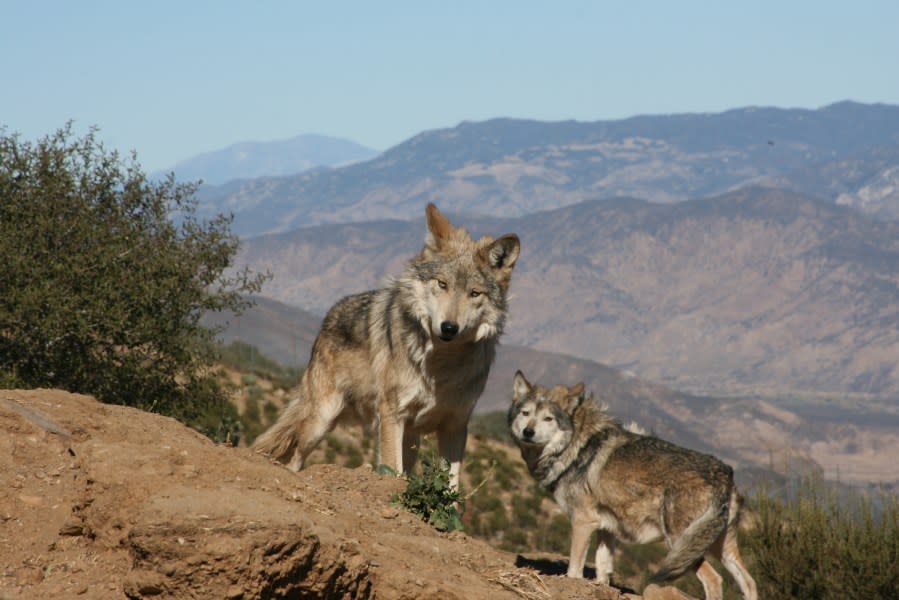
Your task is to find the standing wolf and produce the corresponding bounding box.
[253,204,520,488]
[507,371,757,600]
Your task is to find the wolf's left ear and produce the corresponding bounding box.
[512,370,532,401]
[483,233,520,274]
[566,382,586,413]
[425,203,453,251]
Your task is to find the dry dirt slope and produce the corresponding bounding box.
[0,389,699,600]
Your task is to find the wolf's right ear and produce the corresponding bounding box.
[424,203,453,251]
[512,370,532,401]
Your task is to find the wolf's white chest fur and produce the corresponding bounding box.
[396,339,493,431]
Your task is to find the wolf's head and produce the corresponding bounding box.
[404,203,520,343]
[507,370,586,454]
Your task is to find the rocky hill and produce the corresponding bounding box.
[234,188,899,397]
[197,101,899,236]
[1,388,691,600]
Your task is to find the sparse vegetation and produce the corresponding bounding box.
[748,480,899,600]
[218,339,302,390]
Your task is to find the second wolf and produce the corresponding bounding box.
[507,371,757,600]
[252,203,520,488]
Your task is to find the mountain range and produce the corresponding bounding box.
[234,187,899,397]
[152,133,378,186]
[195,101,899,237]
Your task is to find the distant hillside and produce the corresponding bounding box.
[154,133,378,185]
[756,143,899,220]
[199,101,899,236]
[234,188,899,397]
[203,295,322,368]
[210,294,899,487]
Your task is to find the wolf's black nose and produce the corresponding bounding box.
[440,321,459,338]
[523,427,535,439]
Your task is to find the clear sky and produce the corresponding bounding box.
[3,1,898,172]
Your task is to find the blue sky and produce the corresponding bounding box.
[3,1,899,172]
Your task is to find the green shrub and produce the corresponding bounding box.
[0,124,266,431]
[747,481,899,600]
[393,454,463,532]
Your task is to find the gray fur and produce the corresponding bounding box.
[508,371,757,600]
[252,204,519,489]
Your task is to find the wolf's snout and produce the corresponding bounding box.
[440,321,460,339]
[523,427,535,439]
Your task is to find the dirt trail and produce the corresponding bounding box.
[0,389,685,599]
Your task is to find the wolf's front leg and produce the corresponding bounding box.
[437,424,467,490]
[567,521,595,578]
[377,407,405,474]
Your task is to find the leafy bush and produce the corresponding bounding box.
[393,454,463,532]
[748,480,899,600]
[0,124,266,431]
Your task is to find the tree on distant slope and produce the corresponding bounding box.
[0,124,267,434]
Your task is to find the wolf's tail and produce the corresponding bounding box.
[250,393,302,463]
[648,497,730,584]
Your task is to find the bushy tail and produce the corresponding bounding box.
[250,394,303,463]
[649,500,729,584]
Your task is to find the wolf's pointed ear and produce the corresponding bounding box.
[566,382,586,413]
[482,233,520,274]
[425,203,453,251]
[512,370,532,401]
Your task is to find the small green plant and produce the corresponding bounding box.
[392,454,464,532]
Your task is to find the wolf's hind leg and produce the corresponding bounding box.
[694,560,723,600]
[719,526,757,600]
[288,391,344,472]
[594,530,616,585]
[649,502,728,585]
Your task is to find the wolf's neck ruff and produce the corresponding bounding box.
[533,427,615,492]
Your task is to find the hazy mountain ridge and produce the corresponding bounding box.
[154,133,378,186]
[201,101,899,236]
[234,188,899,396]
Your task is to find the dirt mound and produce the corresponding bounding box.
[0,389,677,599]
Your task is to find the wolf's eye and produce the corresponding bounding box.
[543,416,553,422]
[521,410,530,416]
[470,290,482,298]
[436,279,447,289]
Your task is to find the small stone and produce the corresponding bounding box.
[59,520,84,536]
